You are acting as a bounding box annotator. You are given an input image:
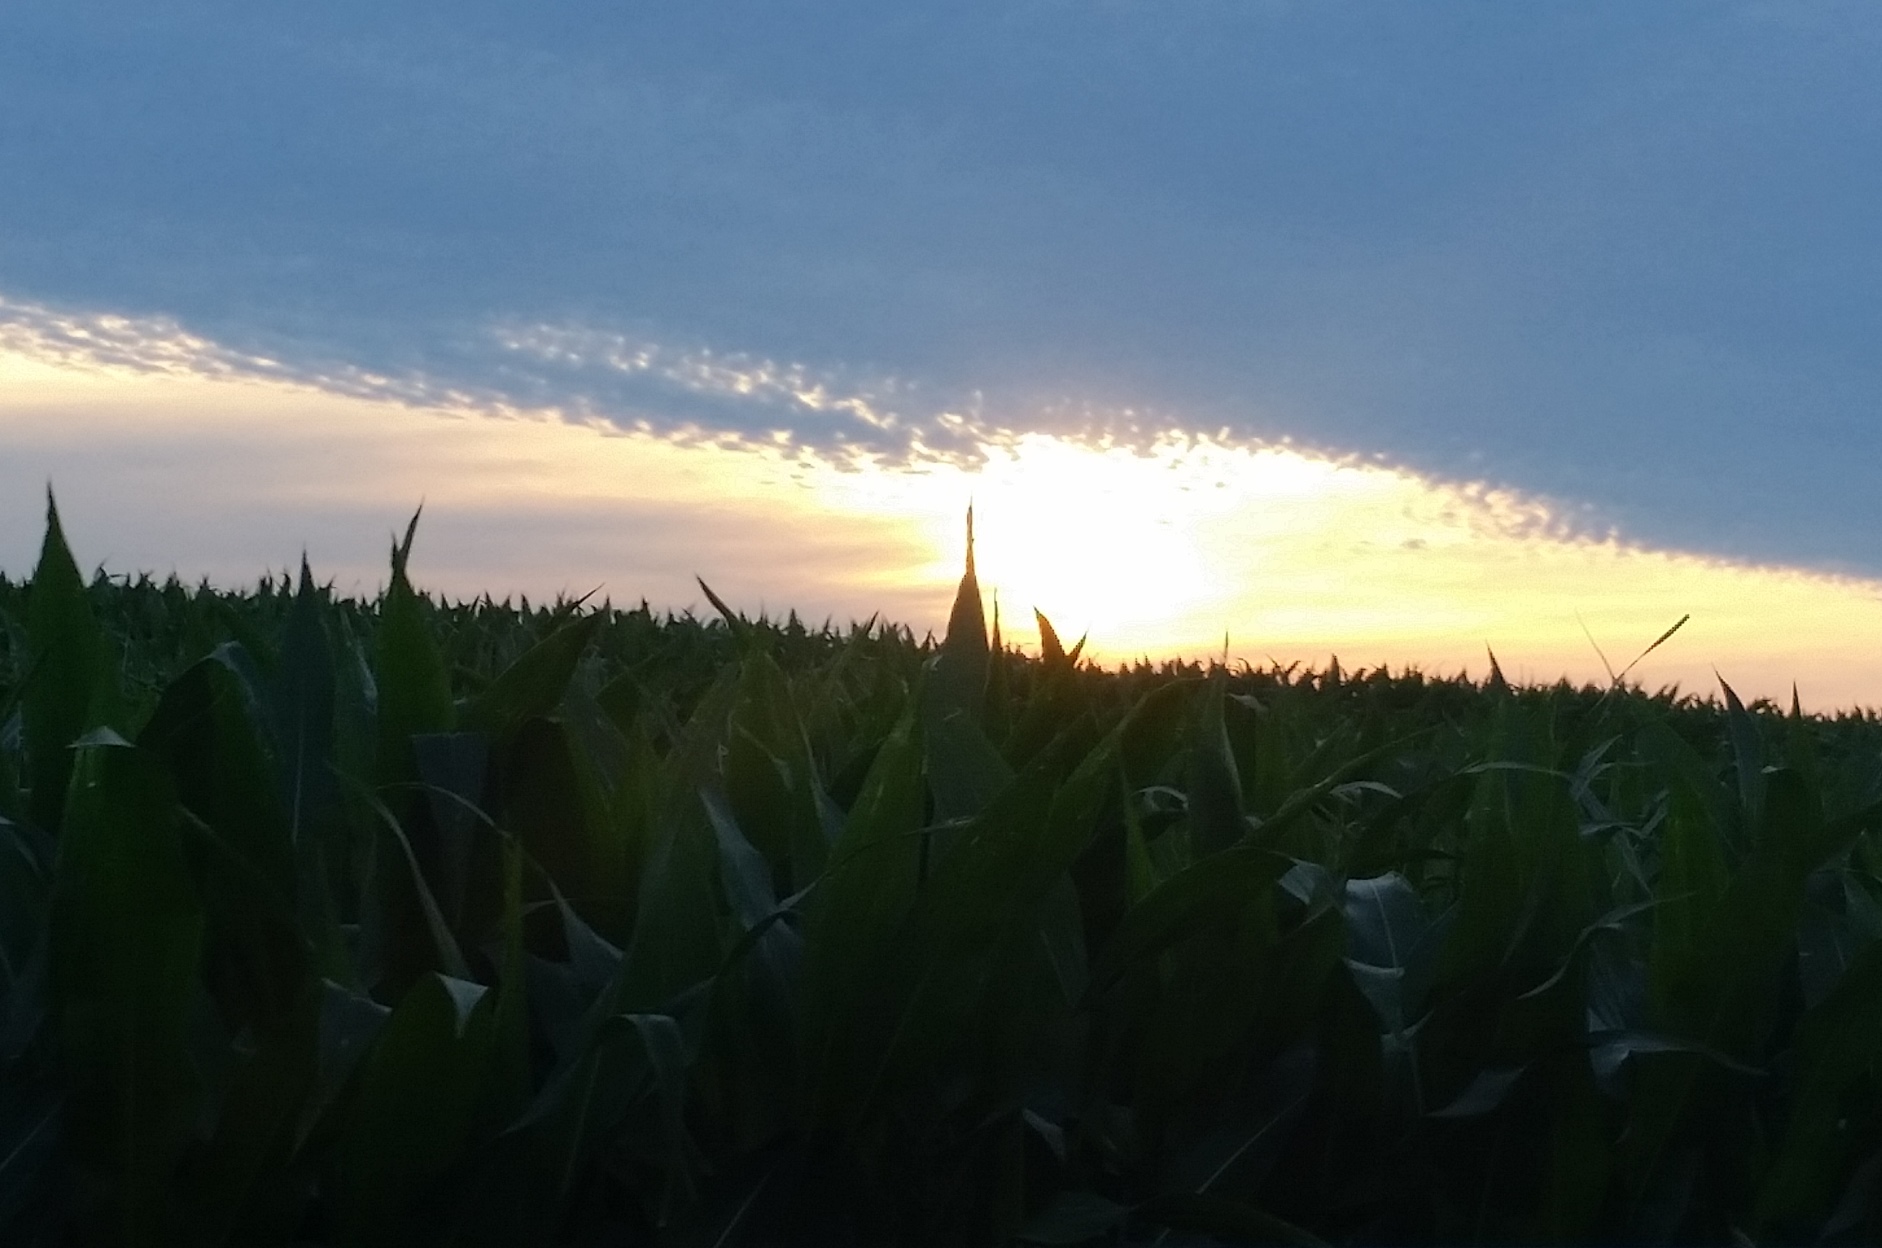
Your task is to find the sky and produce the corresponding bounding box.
[5,3,1882,706]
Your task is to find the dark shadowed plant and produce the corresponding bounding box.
[1,499,1880,1245]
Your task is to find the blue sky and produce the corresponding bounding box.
[5,2,1882,572]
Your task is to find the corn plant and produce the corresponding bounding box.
[2,493,1881,1245]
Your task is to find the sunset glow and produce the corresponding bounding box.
[8,341,1882,710]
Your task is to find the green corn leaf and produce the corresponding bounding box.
[616,1011,697,1207]
[1035,873,1089,1007]
[373,509,455,787]
[927,507,988,730]
[459,612,603,740]
[812,710,1106,1126]
[609,671,744,1015]
[0,820,48,994]
[1718,678,1767,825]
[845,755,1064,1121]
[48,737,204,1247]
[24,491,104,836]
[493,1004,701,1231]
[1428,1063,1529,1119]
[1638,717,1740,857]
[1035,608,1067,666]
[1164,1045,1318,1196]
[1087,843,1291,1003]
[1118,678,1197,790]
[919,686,1013,826]
[294,979,390,1155]
[984,596,1011,740]
[1440,714,1591,986]
[352,782,471,984]
[141,645,299,911]
[494,718,627,939]
[172,981,321,1248]
[484,836,531,1130]
[273,557,338,846]
[800,703,924,1116]
[330,972,495,1245]
[699,784,777,930]
[616,796,726,1018]
[1342,872,1439,1035]
[1187,677,1247,857]
[723,648,830,889]
[1756,932,1882,1231]
[410,731,490,935]
[696,577,753,649]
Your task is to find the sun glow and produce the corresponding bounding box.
[899,435,1882,710]
[10,332,1882,710]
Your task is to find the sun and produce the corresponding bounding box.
[14,327,1882,711]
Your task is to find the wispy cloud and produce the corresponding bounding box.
[11,341,1882,710]
[492,322,938,456]
[4,4,1882,569]
[0,292,1211,472]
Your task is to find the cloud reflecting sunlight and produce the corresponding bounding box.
[8,338,1882,712]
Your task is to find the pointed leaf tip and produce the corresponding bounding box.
[1485,645,1507,690]
[696,576,749,637]
[1036,609,1066,665]
[391,503,424,575]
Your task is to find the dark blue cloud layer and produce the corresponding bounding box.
[4,2,1881,568]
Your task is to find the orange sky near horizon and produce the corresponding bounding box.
[7,340,1882,712]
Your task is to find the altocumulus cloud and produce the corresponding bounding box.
[4,2,1882,568]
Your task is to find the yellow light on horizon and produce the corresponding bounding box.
[811,432,1882,710]
[9,333,1882,710]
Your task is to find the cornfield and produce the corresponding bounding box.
[3,496,1881,1246]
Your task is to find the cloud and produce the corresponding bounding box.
[13,341,1882,712]
[4,3,1882,570]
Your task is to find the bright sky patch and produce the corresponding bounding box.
[8,340,1882,711]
